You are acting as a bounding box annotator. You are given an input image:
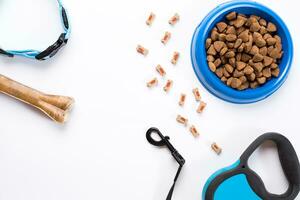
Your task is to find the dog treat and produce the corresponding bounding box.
[197,101,207,113]
[211,142,222,155]
[192,88,201,101]
[0,74,74,123]
[171,51,180,65]
[161,31,171,44]
[169,13,180,25]
[189,125,199,137]
[156,65,166,77]
[179,93,186,106]
[146,12,156,26]
[147,78,158,88]
[136,45,148,56]
[163,80,173,92]
[206,13,283,90]
[176,115,188,126]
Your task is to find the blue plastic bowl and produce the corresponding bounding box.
[191,0,293,104]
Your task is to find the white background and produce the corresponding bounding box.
[0,0,299,199]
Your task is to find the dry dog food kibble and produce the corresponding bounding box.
[136,45,149,56]
[176,115,188,126]
[205,12,283,90]
[192,88,201,101]
[146,12,156,26]
[211,142,222,155]
[169,13,180,25]
[163,80,173,92]
[171,51,180,65]
[161,31,171,44]
[147,78,158,88]
[179,93,186,106]
[156,65,166,77]
[189,125,200,137]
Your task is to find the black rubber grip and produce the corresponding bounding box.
[240,133,300,200]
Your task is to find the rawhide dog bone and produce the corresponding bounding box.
[0,74,74,123]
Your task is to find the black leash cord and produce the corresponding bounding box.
[166,166,182,200]
[146,127,185,200]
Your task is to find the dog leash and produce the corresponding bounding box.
[146,127,185,200]
[203,133,300,200]
[0,0,70,60]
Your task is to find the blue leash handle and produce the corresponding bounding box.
[0,0,71,60]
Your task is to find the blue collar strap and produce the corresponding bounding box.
[0,0,70,60]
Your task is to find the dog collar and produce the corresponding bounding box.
[0,0,70,60]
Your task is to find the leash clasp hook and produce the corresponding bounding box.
[146,127,185,166]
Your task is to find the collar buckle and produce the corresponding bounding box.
[35,33,68,60]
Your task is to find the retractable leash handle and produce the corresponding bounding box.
[203,133,300,200]
[240,133,300,200]
[146,127,185,200]
[0,0,70,60]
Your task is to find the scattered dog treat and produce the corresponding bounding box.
[140,12,221,155]
[161,31,171,44]
[156,65,166,77]
[136,45,149,56]
[197,101,207,113]
[146,12,156,26]
[163,80,173,92]
[211,142,222,155]
[169,13,180,25]
[176,115,188,126]
[189,125,199,137]
[178,93,186,106]
[192,88,201,101]
[206,12,283,90]
[171,51,180,65]
[147,78,158,88]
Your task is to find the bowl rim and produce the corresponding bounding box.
[190,0,294,104]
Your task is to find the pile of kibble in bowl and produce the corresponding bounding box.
[205,12,283,90]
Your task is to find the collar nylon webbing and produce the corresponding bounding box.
[0,0,70,60]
